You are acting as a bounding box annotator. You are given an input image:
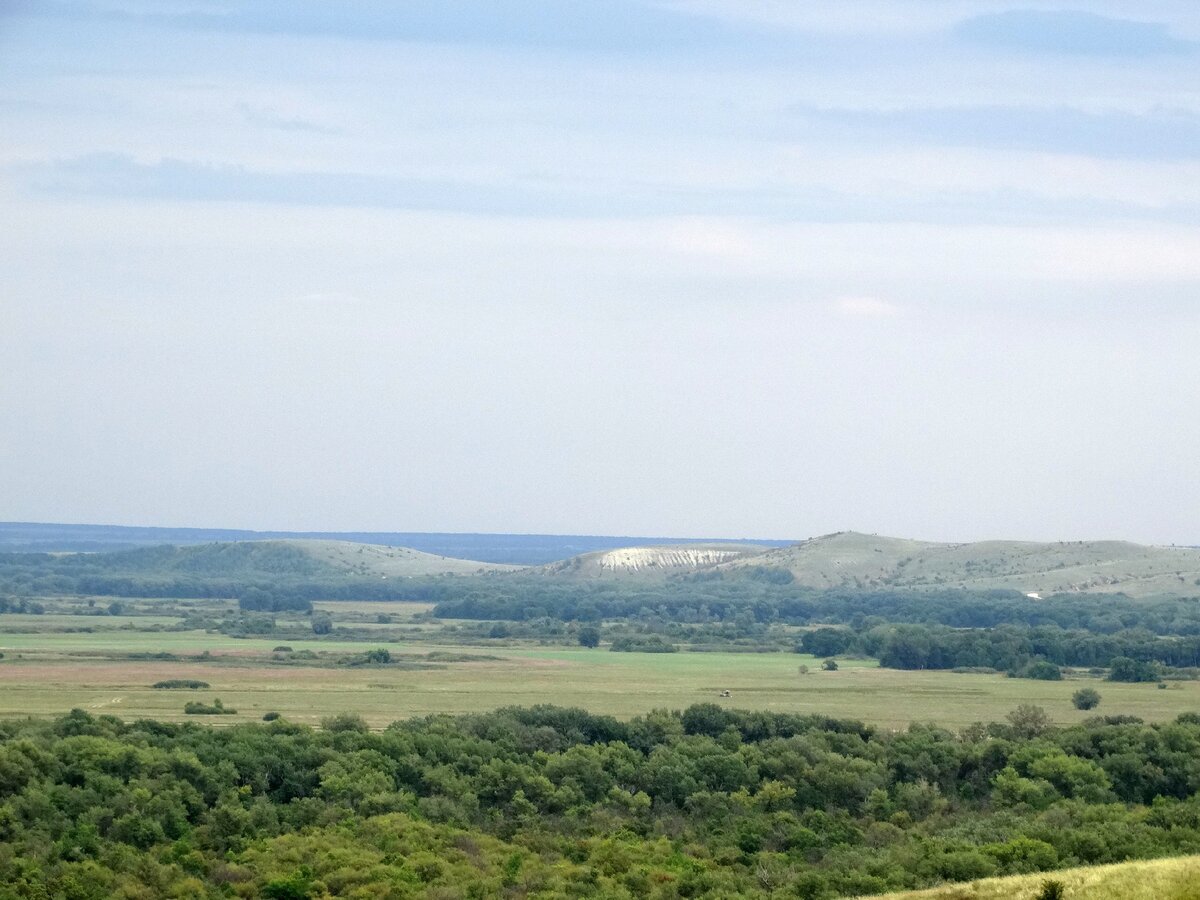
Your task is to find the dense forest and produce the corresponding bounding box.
[5,706,1200,898]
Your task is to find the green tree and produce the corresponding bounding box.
[578,624,601,648]
[1107,656,1158,683]
[1007,704,1051,738]
[1072,687,1101,710]
[1020,661,1062,681]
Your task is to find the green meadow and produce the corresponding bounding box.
[2,612,1197,729]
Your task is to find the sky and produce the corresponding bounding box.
[2,1,1199,544]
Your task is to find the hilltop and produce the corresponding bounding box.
[719,531,1200,598]
[288,539,517,577]
[532,531,1200,597]
[0,522,794,564]
[5,527,1199,597]
[0,539,515,581]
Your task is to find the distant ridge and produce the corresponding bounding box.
[0,522,795,566]
[718,531,1200,598]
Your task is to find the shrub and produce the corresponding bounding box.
[1107,656,1159,683]
[273,645,293,653]
[184,699,235,715]
[322,712,369,733]
[1007,704,1051,738]
[153,680,210,690]
[610,636,677,653]
[262,711,281,722]
[578,624,601,648]
[1037,879,1065,900]
[822,658,839,671]
[1072,688,1101,710]
[1018,661,1063,681]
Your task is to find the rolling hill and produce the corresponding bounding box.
[2,539,515,581]
[719,531,1200,597]
[6,529,1200,596]
[0,522,794,564]
[289,539,518,577]
[531,531,1200,597]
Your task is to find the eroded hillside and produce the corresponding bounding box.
[538,543,770,576]
[720,531,1200,597]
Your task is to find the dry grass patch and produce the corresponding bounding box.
[852,855,1200,900]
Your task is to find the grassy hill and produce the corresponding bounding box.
[720,531,1200,597]
[9,530,1200,596]
[290,539,517,576]
[5,539,515,581]
[0,522,796,564]
[852,854,1200,900]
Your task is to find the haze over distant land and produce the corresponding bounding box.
[2,2,1198,543]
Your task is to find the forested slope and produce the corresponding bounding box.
[7,706,1200,898]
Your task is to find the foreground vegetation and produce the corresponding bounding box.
[7,706,1200,898]
[857,855,1200,900]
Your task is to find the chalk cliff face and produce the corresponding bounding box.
[536,542,771,577]
[594,546,752,573]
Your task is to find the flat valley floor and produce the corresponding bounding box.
[1,602,1196,729]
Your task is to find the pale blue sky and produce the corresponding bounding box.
[2,2,1199,542]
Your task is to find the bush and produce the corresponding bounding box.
[1007,704,1051,738]
[273,645,293,652]
[610,636,677,653]
[322,712,369,733]
[262,711,281,721]
[1072,687,1101,710]
[153,680,210,690]
[822,658,839,671]
[578,624,601,648]
[1107,656,1159,683]
[364,648,391,664]
[184,699,235,715]
[1018,661,1062,681]
[1037,879,1065,900]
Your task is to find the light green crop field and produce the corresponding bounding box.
[2,620,1198,728]
[853,854,1200,900]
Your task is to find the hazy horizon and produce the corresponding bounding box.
[3,2,1199,545]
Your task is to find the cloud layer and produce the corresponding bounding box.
[2,1,1198,542]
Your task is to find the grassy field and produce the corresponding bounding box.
[2,621,1198,728]
[854,855,1200,899]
